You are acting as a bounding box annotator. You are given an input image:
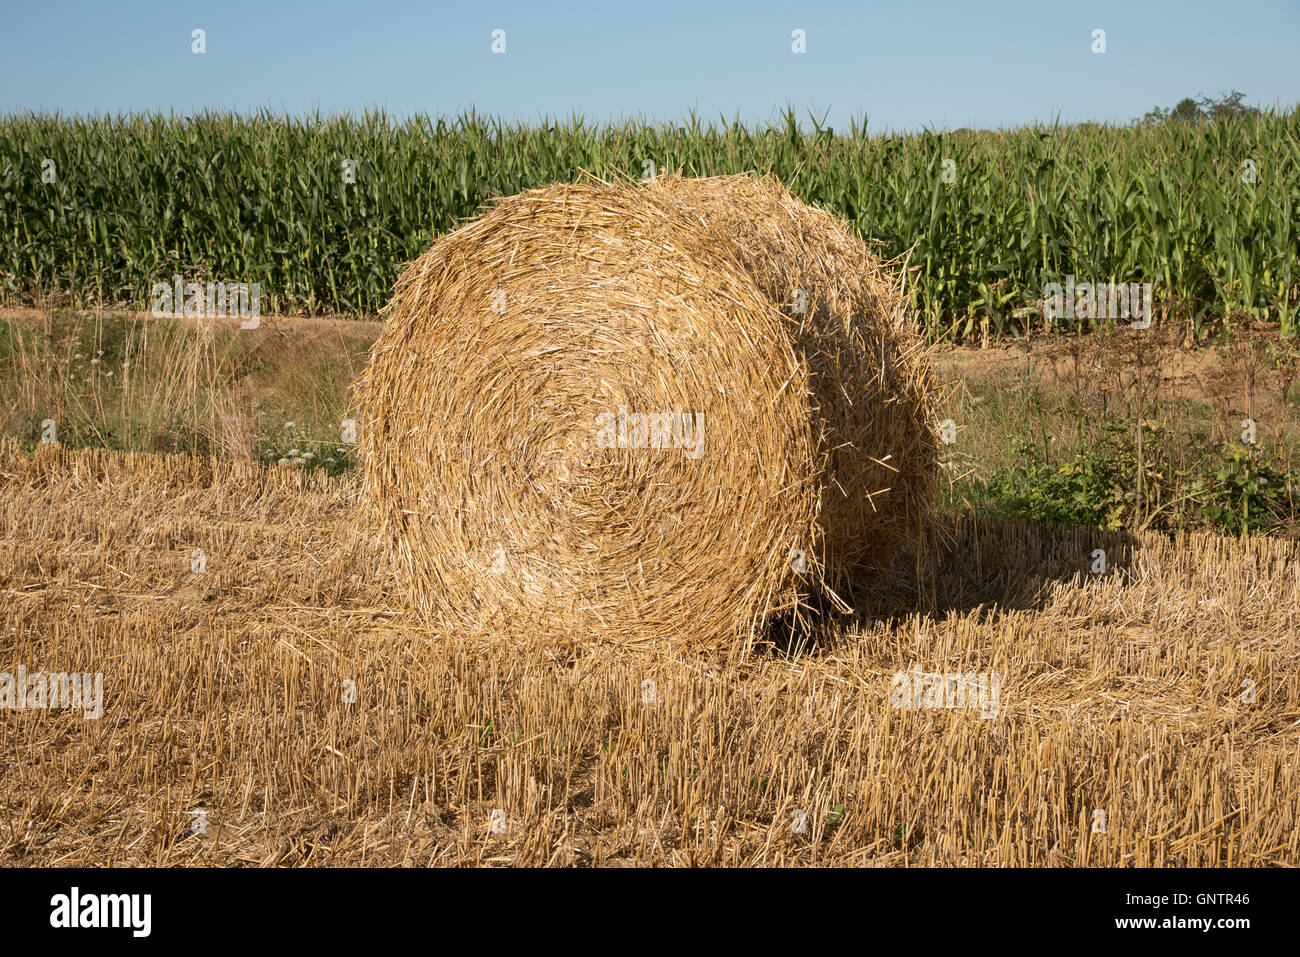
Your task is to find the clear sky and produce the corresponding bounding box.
[1,0,1296,131]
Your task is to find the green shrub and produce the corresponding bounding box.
[985,422,1298,534]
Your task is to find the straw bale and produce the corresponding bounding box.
[355,175,937,650]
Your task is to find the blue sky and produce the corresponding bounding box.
[1,0,1296,131]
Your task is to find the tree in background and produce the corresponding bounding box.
[1140,90,1255,124]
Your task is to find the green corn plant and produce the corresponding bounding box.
[1,107,1296,338]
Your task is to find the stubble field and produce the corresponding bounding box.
[3,395,1298,866]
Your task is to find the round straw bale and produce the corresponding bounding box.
[355,180,823,652]
[355,175,938,652]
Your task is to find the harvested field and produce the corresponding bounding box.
[2,439,1298,866]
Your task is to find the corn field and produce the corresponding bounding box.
[1,108,1297,336]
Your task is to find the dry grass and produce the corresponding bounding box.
[0,308,378,465]
[3,439,1298,866]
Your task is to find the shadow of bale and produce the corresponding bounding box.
[760,512,1140,653]
[869,513,1140,620]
